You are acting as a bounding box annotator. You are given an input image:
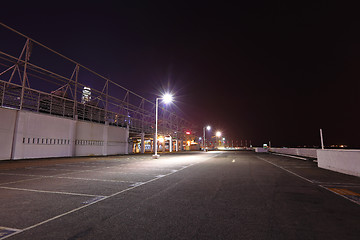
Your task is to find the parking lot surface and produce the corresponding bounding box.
[0,151,359,239]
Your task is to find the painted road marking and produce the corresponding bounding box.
[258,156,360,206]
[0,173,51,178]
[315,182,360,187]
[328,188,360,196]
[0,167,110,178]
[2,153,221,239]
[257,156,314,183]
[271,153,308,161]
[323,187,360,205]
[24,167,84,172]
[88,170,155,176]
[0,172,136,184]
[0,186,102,197]
[54,176,135,183]
[0,177,44,186]
[0,227,21,239]
[82,196,106,205]
[325,188,360,204]
[117,167,175,171]
[129,182,145,187]
[155,175,166,178]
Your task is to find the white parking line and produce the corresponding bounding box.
[1,153,219,239]
[0,186,104,197]
[24,167,82,172]
[0,177,43,186]
[0,226,21,232]
[257,156,314,183]
[0,169,141,189]
[116,167,176,171]
[0,226,21,239]
[0,173,48,178]
[88,170,155,176]
[319,185,360,206]
[271,153,308,161]
[54,176,135,183]
[258,156,360,207]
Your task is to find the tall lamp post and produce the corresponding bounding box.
[203,125,211,151]
[153,93,173,159]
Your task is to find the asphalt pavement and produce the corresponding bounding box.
[0,151,359,240]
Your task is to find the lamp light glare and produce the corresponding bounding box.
[206,126,211,131]
[162,93,173,104]
[216,131,221,137]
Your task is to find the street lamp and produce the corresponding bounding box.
[203,125,211,151]
[153,93,173,159]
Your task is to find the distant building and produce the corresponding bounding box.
[81,87,91,104]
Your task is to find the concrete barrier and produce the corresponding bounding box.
[269,148,317,158]
[0,108,17,160]
[255,147,268,153]
[12,110,76,159]
[317,149,360,177]
[257,145,360,177]
[0,107,129,160]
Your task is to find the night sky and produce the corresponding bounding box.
[1,1,360,148]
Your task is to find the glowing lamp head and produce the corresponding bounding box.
[162,93,173,104]
[216,131,222,137]
[206,126,211,131]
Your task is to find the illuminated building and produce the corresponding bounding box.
[81,87,91,104]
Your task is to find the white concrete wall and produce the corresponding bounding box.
[317,149,360,177]
[106,125,129,155]
[12,111,75,159]
[0,108,129,160]
[269,148,318,158]
[255,147,268,153]
[0,108,17,160]
[75,121,105,156]
[75,122,128,156]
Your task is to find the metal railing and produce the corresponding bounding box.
[0,22,197,137]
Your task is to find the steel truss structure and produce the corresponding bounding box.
[0,22,196,139]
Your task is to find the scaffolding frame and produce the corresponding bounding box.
[0,22,196,138]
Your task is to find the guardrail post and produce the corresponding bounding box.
[73,64,79,119]
[105,79,108,122]
[20,39,31,110]
[1,82,5,107]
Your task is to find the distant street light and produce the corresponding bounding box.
[153,93,173,159]
[203,125,211,151]
[216,131,222,149]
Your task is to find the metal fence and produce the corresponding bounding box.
[0,22,196,137]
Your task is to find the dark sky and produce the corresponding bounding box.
[1,1,360,148]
